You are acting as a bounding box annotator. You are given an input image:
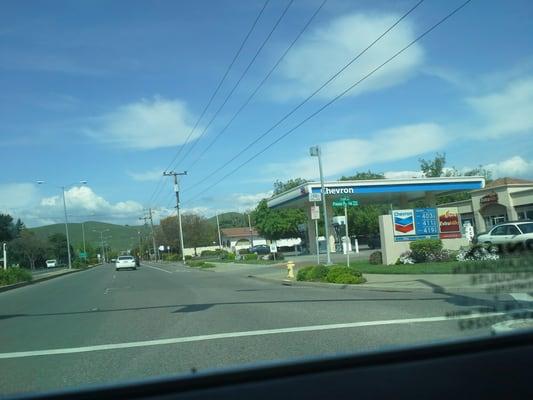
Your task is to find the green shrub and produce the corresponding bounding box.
[238,248,250,255]
[410,239,443,263]
[369,251,382,265]
[268,252,284,260]
[328,273,364,284]
[325,266,363,283]
[163,254,181,262]
[306,265,328,282]
[184,255,193,261]
[297,266,312,281]
[244,253,258,261]
[0,268,32,286]
[201,250,223,257]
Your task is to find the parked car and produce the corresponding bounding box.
[475,221,533,251]
[45,259,57,268]
[249,245,271,255]
[115,255,137,271]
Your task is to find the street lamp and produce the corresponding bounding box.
[37,180,87,269]
[309,145,332,265]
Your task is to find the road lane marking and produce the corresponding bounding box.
[0,312,506,360]
[143,264,173,274]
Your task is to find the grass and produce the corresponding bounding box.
[315,256,533,274]
[187,260,216,268]
[214,258,280,265]
[0,268,33,286]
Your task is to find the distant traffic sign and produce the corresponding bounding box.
[333,197,358,207]
[79,252,87,259]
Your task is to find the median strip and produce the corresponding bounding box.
[0,312,506,360]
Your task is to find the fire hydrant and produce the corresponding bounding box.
[287,260,295,279]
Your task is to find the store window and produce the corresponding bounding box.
[485,215,506,228]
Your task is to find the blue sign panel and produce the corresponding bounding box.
[414,208,438,236]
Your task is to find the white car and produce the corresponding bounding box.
[45,259,57,268]
[115,255,137,271]
[476,221,533,251]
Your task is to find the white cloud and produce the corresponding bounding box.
[466,77,533,137]
[266,123,447,180]
[128,168,165,182]
[384,170,425,179]
[232,191,273,211]
[272,12,424,100]
[85,97,201,150]
[485,156,533,179]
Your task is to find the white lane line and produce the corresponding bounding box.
[510,293,533,302]
[143,264,172,274]
[0,312,506,360]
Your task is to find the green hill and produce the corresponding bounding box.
[30,221,151,251]
[206,212,248,229]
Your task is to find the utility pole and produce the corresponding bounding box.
[3,242,6,270]
[137,231,142,260]
[139,215,152,260]
[216,213,222,249]
[81,221,87,258]
[163,171,187,263]
[248,213,254,248]
[310,145,332,265]
[147,208,159,261]
[93,229,109,263]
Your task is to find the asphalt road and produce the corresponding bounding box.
[0,262,516,395]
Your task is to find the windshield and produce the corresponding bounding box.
[1,0,533,396]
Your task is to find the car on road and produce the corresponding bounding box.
[45,259,57,268]
[249,244,270,255]
[475,221,533,251]
[115,255,137,271]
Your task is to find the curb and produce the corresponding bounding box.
[246,275,491,293]
[0,264,101,293]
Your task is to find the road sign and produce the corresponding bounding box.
[309,191,322,202]
[270,243,277,253]
[310,205,320,220]
[79,252,87,259]
[333,197,358,207]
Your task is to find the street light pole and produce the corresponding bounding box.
[93,229,109,263]
[310,145,332,265]
[164,171,187,263]
[216,213,222,249]
[3,242,6,270]
[248,213,254,248]
[81,222,87,256]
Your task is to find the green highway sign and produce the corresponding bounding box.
[79,252,87,259]
[333,197,358,207]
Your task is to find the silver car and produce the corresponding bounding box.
[476,221,533,251]
[115,255,137,271]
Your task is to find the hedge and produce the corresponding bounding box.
[0,268,32,286]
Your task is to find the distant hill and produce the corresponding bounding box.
[30,221,151,251]
[206,212,248,229]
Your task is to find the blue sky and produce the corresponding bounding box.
[1,0,532,227]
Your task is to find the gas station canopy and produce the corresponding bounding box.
[267,177,485,209]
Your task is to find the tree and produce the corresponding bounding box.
[181,213,216,255]
[273,178,308,195]
[339,171,385,180]
[14,218,25,238]
[48,233,73,264]
[419,153,446,177]
[252,199,306,240]
[157,217,181,253]
[9,230,49,269]
[332,203,389,236]
[0,214,16,242]
[464,165,493,183]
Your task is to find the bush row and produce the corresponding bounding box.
[297,265,366,285]
[187,260,215,268]
[0,268,32,286]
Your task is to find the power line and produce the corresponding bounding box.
[182,0,425,194]
[145,0,271,208]
[175,0,295,170]
[183,0,472,205]
[185,0,328,172]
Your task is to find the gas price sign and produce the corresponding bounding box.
[414,208,438,236]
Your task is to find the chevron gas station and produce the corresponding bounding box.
[267,176,486,264]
